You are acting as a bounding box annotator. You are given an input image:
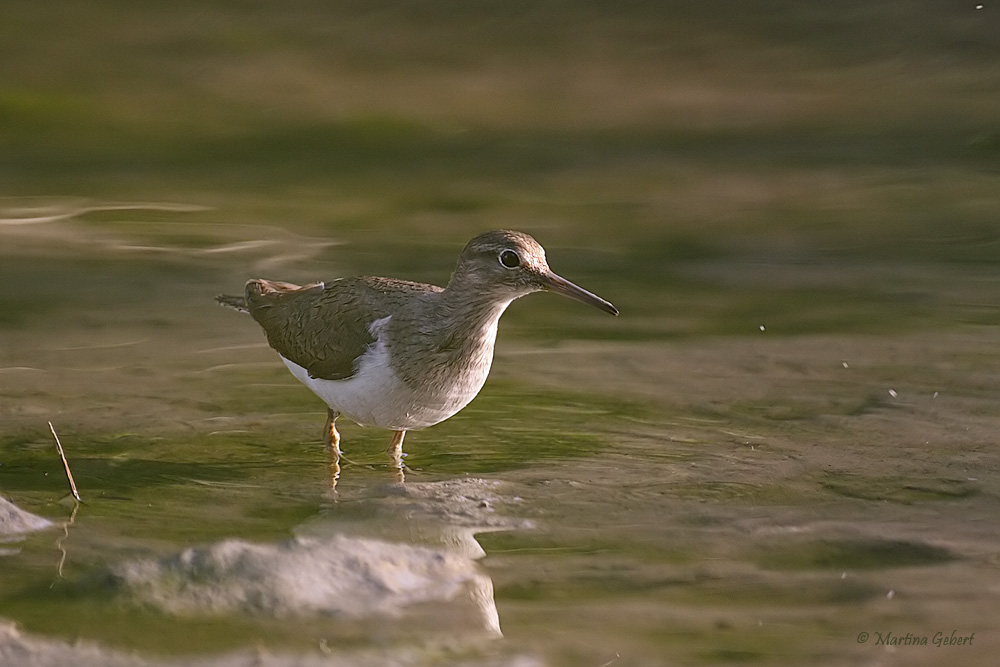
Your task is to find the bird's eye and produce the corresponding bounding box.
[498,249,521,269]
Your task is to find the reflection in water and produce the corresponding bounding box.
[328,451,341,491]
[0,200,208,227]
[315,476,525,637]
[110,477,515,642]
[0,198,339,274]
[113,533,500,633]
[325,445,407,493]
[54,503,79,580]
[388,431,406,486]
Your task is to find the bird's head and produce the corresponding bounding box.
[449,230,618,316]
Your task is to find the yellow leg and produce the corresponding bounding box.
[388,430,406,484]
[323,408,341,454]
[324,409,341,492]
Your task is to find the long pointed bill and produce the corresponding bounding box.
[540,271,619,316]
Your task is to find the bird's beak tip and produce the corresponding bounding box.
[542,271,618,316]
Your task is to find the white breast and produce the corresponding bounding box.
[279,315,495,431]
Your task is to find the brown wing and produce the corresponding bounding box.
[245,278,382,381]
[244,276,443,381]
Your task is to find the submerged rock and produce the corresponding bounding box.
[0,621,139,667]
[113,533,499,633]
[0,619,540,667]
[0,497,52,536]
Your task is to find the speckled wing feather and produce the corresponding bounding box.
[244,276,441,381]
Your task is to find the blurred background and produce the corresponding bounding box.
[3,1,999,363]
[1,2,999,666]
[3,1,997,266]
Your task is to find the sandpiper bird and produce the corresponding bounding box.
[216,230,617,473]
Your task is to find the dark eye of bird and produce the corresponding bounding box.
[499,249,521,269]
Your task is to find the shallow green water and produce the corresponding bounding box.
[3,219,999,666]
[3,3,1000,665]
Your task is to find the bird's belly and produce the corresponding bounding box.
[279,350,487,431]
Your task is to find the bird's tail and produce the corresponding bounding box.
[215,293,249,313]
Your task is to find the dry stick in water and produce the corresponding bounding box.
[48,421,81,503]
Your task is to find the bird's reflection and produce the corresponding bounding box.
[326,442,407,493]
[328,452,341,491]
[112,477,512,643]
[309,476,515,638]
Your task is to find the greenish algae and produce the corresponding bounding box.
[751,538,955,572]
[819,472,979,504]
[728,394,888,422]
[2,3,1000,665]
[479,530,696,566]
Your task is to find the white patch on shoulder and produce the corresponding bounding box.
[280,315,441,430]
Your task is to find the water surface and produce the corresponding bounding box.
[2,3,999,665]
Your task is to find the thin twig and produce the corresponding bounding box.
[48,421,81,503]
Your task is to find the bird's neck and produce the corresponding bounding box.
[435,282,515,353]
